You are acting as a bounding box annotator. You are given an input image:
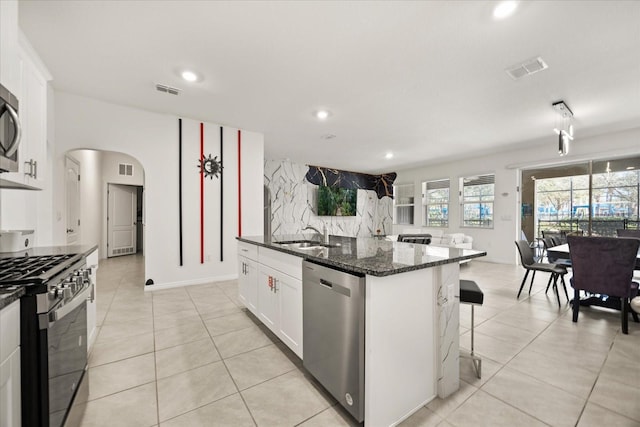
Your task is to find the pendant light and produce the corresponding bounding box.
[553,101,574,156]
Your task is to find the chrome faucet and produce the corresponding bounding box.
[303,224,329,244]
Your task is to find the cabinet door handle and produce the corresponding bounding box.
[32,160,37,179]
[24,159,35,178]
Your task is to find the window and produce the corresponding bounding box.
[461,174,494,228]
[422,179,449,227]
[535,169,639,237]
[393,183,415,225]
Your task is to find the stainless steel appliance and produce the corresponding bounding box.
[302,260,365,422]
[0,252,94,427]
[0,83,21,173]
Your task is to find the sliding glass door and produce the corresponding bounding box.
[521,155,640,240]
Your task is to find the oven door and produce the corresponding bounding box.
[47,285,90,427]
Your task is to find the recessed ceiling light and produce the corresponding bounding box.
[316,110,330,120]
[385,152,394,159]
[493,1,518,20]
[181,70,199,82]
[626,166,635,170]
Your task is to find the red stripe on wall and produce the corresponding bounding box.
[238,130,242,237]
[200,123,204,264]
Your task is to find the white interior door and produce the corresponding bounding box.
[107,184,137,257]
[65,157,81,245]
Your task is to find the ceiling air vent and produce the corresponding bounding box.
[155,83,181,95]
[119,163,133,176]
[505,57,548,80]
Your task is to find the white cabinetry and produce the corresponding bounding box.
[237,242,258,315]
[0,0,19,93]
[257,264,280,332]
[273,268,303,355]
[86,248,99,349]
[237,243,303,358]
[0,34,50,190]
[0,300,21,427]
[256,247,303,358]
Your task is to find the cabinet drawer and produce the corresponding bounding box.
[258,247,303,280]
[237,241,258,261]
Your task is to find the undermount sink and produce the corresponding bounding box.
[274,240,340,250]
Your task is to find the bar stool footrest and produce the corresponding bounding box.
[460,350,482,379]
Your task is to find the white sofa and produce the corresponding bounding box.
[388,228,474,263]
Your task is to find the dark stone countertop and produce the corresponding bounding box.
[0,285,24,310]
[237,235,486,277]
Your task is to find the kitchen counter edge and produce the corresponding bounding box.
[0,286,25,310]
[237,236,486,277]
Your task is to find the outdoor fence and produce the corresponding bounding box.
[537,218,640,237]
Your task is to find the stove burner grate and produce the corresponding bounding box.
[0,254,76,285]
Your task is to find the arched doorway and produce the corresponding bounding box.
[65,149,145,261]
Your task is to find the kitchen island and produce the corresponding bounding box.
[237,234,486,426]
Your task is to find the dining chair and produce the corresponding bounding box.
[542,230,567,245]
[567,236,640,334]
[397,234,432,245]
[514,240,568,307]
[521,230,543,260]
[617,229,640,239]
[542,237,556,261]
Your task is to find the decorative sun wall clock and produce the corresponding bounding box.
[198,154,223,179]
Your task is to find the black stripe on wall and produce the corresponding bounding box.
[179,118,184,266]
[220,126,224,262]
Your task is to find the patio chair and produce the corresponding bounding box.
[567,236,640,334]
[515,240,568,307]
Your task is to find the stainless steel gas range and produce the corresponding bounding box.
[0,249,94,427]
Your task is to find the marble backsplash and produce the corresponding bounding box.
[265,159,393,238]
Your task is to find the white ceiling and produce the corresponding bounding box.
[18,1,640,173]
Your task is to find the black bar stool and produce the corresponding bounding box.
[460,279,484,378]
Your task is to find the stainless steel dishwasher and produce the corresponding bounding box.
[302,260,365,422]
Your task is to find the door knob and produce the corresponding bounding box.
[67,228,74,233]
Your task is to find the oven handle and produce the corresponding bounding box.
[88,280,95,303]
[4,103,22,157]
[47,283,93,326]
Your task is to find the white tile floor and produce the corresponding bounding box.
[65,254,640,426]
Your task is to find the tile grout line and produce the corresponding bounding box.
[185,282,260,427]
[572,332,620,426]
[446,271,574,426]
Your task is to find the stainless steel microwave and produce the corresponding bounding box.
[0,83,21,173]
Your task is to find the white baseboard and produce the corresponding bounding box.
[144,274,239,292]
